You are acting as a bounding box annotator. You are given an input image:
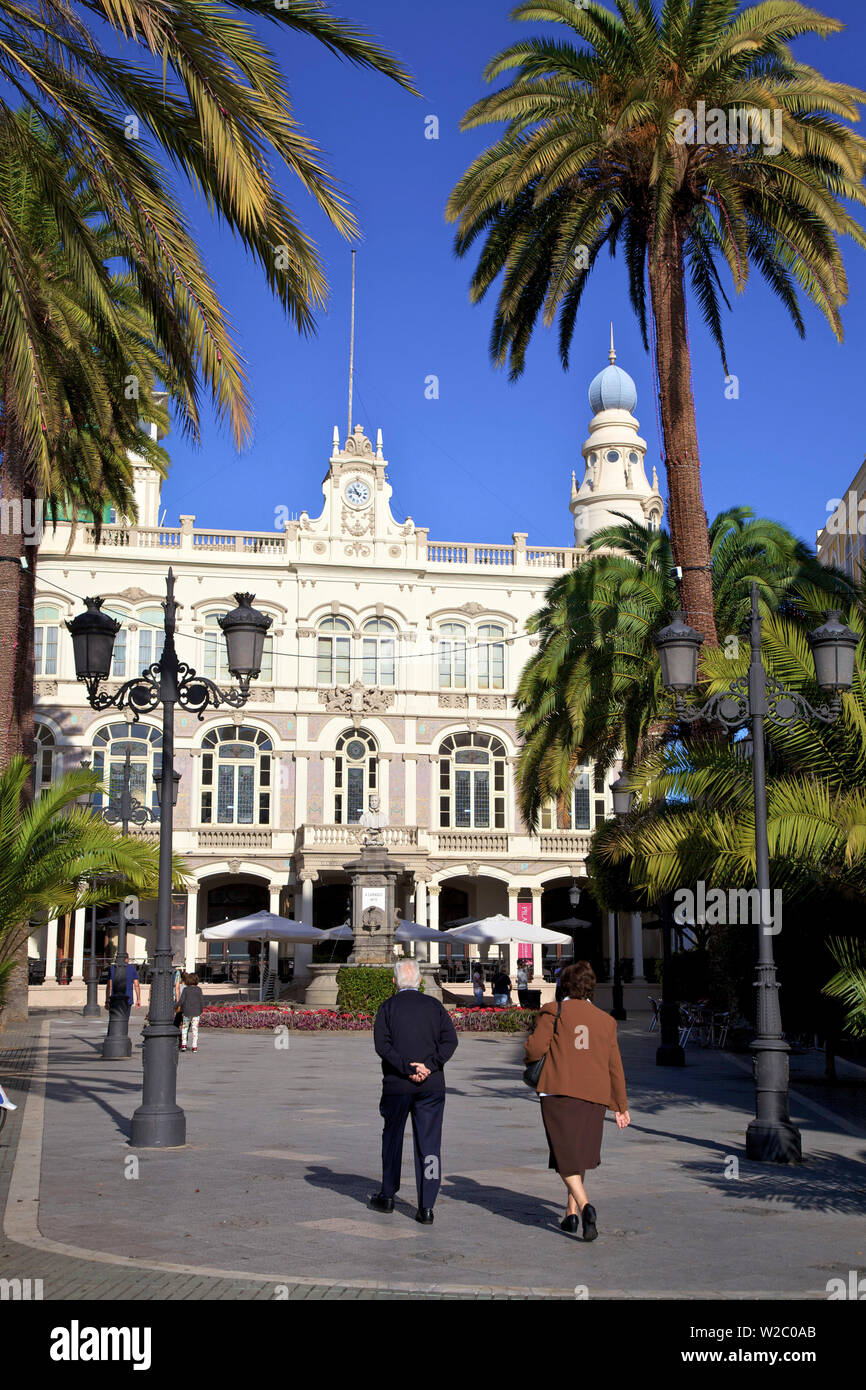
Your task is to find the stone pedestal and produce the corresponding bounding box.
[301,964,341,1008]
[345,844,405,965]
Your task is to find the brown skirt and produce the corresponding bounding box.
[540,1096,606,1174]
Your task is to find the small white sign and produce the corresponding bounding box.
[361,887,387,914]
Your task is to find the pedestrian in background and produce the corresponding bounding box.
[524,960,629,1242]
[492,968,512,1008]
[179,973,205,1053]
[369,959,458,1224]
[471,966,485,1008]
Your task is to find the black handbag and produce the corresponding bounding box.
[522,1000,562,1088]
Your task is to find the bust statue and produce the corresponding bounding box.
[357,794,387,846]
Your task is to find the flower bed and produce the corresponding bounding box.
[201,1003,538,1033]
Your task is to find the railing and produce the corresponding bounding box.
[533,831,593,854]
[138,527,181,548]
[526,546,580,568]
[191,530,285,554]
[299,824,420,848]
[432,831,510,854]
[427,543,515,566]
[196,829,273,850]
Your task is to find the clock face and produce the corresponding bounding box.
[345,479,371,508]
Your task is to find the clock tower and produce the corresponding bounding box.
[291,423,416,561]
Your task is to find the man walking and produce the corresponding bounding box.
[370,959,458,1224]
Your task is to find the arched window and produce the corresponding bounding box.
[204,611,273,682]
[201,726,272,826]
[34,604,60,676]
[34,723,56,796]
[136,607,165,676]
[477,624,505,690]
[335,729,377,824]
[362,619,396,686]
[317,617,351,685]
[104,607,128,678]
[91,722,163,817]
[439,732,507,830]
[539,765,592,830]
[203,612,230,683]
[438,623,467,689]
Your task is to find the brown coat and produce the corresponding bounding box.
[524,999,628,1112]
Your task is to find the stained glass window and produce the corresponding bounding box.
[438,733,506,829]
[200,726,272,826]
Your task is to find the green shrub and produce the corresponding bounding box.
[336,966,396,1015]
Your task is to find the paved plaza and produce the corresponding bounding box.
[1,1011,865,1300]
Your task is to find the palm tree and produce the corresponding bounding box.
[447,0,866,644]
[591,590,866,905]
[0,5,416,759]
[824,939,866,1038]
[0,113,172,766]
[515,508,853,830]
[0,758,175,1019]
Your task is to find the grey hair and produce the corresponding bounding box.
[394,958,421,990]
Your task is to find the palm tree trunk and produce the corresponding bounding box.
[648,223,718,647]
[0,432,37,1024]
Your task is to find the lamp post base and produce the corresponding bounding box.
[745,1118,802,1164]
[102,997,133,1059]
[129,1022,186,1148]
[656,1043,686,1066]
[82,1002,102,1018]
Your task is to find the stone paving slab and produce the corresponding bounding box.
[2,1013,864,1300]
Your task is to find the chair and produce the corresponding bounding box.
[711,1011,730,1049]
[648,996,661,1032]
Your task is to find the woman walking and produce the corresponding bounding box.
[524,961,629,1241]
[179,973,205,1053]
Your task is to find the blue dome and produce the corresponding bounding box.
[588,363,637,415]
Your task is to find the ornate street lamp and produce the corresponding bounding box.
[654,584,858,1162]
[96,742,162,1061]
[68,569,271,1147]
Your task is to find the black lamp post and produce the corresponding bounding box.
[654,584,858,1162]
[67,570,271,1147]
[98,743,168,1060]
[77,760,106,1019]
[608,772,635,1023]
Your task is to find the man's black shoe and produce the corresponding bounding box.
[368,1193,394,1213]
[415,1207,435,1224]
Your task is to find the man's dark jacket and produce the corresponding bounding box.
[373,989,458,1094]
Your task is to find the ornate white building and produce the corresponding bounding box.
[30,344,662,988]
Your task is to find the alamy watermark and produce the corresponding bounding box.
[673,101,783,157]
[673,882,782,935]
[0,497,43,543]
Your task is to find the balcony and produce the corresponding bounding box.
[298,825,419,850]
[196,829,273,850]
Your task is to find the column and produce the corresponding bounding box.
[294,871,316,985]
[184,884,200,971]
[413,879,427,964]
[531,888,544,980]
[378,753,391,822]
[268,884,281,979]
[505,888,520,978]
[606,911,616,980]
[427,885,440,965]
[72,906,86,981]
[631,911,645,982]
[403,754,417,826]
[45,916,58,976]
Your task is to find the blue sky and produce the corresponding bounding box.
[158,0,866,551]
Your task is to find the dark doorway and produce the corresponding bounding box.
[205,882,269,970]
[440,886,469,961]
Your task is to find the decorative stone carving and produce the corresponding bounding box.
[117,587,157,602]
[477,695,507,710]
[318,681,395,715]
[227,858,242,873]
[313,542,327,555]
[247,688,275,702]
[438,693,468,708]
[388,546,401,558]
[342,506,373,537]
[343,426,374,457]
[344,542,371,558]
[296,627,316,639]
[466,862,480,877]
[461,602,484,616]
[34,680,58,696]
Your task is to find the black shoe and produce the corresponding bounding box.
[560,1213,579,1234]
[415,1207,435,1224]
[368,1193,394,1213]
[581,1203,598,1241]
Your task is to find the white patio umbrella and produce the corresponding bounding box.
[543,916,593,931]
[444,915,572,946]
[395,919,445,943]
[202,912,326,1000]
[319,923,354,941]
